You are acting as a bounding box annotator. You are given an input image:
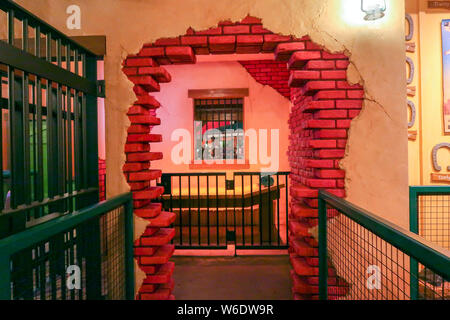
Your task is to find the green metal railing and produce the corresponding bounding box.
[318,190,450,300]
[0,192,134,300]
[0,0,103,238]
[409,186,450,299]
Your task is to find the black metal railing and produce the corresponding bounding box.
[0,0,103,238]
[318,190,450,300]
[157,171,289,250]
[409,186,450,299]
[0,192,134,300]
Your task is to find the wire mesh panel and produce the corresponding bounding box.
[318,190,450,300]
[0,192,134,300]
[410,187,450,300]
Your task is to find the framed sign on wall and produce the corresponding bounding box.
[442,20,450,134]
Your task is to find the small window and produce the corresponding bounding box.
[194,98,244,161]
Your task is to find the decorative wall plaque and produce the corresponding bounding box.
[432,143,450,171]
[442,20,450,134]
[407,100,416,128]
[431,173,450,183]
[429,1,450,9]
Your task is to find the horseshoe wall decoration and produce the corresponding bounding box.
[407,100,416,128]
[432,143,450,171]
[405,14,414,41]
[406,56,415,85]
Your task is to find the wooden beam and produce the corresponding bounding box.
[188,88,249,99]
[69,35,106,56]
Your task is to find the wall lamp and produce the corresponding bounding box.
[361,0,386,21]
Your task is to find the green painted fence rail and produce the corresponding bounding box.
[0,192,134,300]
[318,190,450,300]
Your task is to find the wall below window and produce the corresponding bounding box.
[152,59,291,175]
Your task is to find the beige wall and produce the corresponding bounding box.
[406,0,450,186]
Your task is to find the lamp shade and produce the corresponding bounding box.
[361,0,386,20]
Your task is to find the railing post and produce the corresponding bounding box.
[318,192,328,300]
[124,194,135,300]
[409,187,419,300]
[0,249,11,300]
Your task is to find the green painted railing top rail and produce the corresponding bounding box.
[409,186,450,300]
[0,0,104,238]
[318,190,450,300]
[0,192,134,300]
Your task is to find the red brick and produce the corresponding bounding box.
[139,229,175,247]
[143,262,175,284]
[314,90,346,100]
[321,70,347,80]
[288,71,320,87]
[180,36,208,47]
[195,27,222,35]
[138,244,174,265]
[209,35,236,53]
[223,25,250,34]
[123,162,150,172]
[139,47,165,58]
[315,149,345,158]
[165,46,196,64]
[337,139,348,148]
[288,51,322,69]
[240,15,262,24]
[237,35,263,45]
[251,25,271,34]
[128,169,162,182]
[138,67,171,83]
[348,110,361,118]
[337,119,352,128]
[134,203,162,219]
[146,211,176,228]
[154,37,180,46]
[128,181,150,191]
[236,46,262,54]
[291,240,318,256]
[302,81,336,93]
[305,41,323,50]
[133,186,164,200]
[263,34,292,51]
[322,52,347,60]
[127,105,151,115]
[305,60,335,70]
[128,115,161,125]
[304,100,335,111]
[275,42,306,61]
[289,221,312,237]
[336,100,363,109]
[291,185,318,198]
[134,247,157,256]
[314,129,347,139]
[309,139,337,149]
[127,151,163,162]
[314,169,345,179]
[127,124,150,134]
[305,159,335,168]
[336,60,350,69]
[291,202,317,219]
[122,67,138,76]
[347,90,364,99]
[126,57,157,67]
[315,110,347,119]
[290,257,318,277]
[336,81,361,90]
[139,287,171,300]
[306,179,336,188]
[128,76,160,92]
[135,95,161,108]
[124,143,150,153]
[306,119,335,129]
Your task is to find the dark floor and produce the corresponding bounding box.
[172,255,292,300]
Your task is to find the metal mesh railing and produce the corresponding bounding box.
[410,186,450,300]
[0,192,134,300]
[318,190,450,300]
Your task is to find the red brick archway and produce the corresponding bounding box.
[121,15,363,300]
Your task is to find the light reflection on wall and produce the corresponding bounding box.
[339,0,393,27]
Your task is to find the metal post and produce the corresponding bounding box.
[124,194,135,300]
[318,193,328,300]
[409,187,419,300]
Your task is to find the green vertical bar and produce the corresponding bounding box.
[318,193,328,300]
[22,18,28,52]
[409,187,419,300]
[23,72,31,206]
[36,78,43,203]
[124,194,135,300]
[35,26,41,58]
[0,249,11,300]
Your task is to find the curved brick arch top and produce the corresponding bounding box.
[121,15,364,300]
